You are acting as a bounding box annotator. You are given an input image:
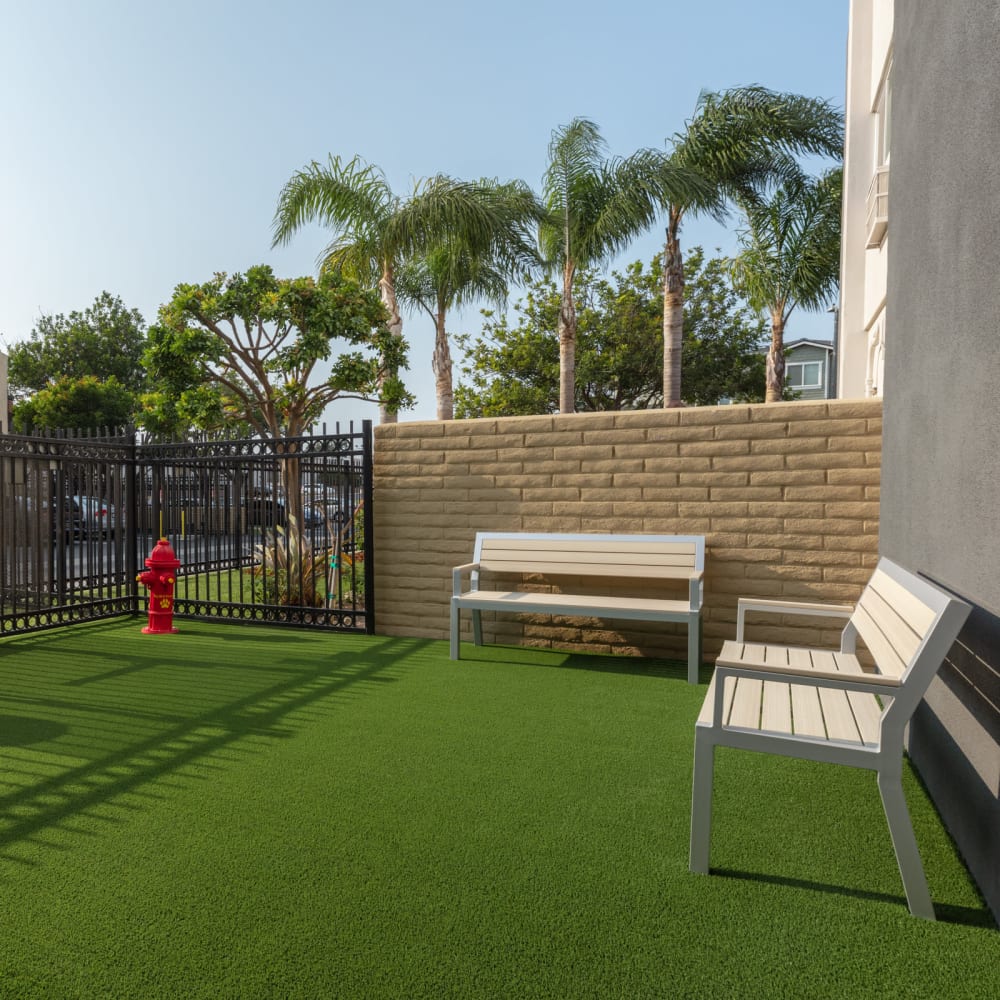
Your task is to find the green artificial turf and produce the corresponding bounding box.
[0,619,995,999]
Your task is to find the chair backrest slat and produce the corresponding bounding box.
[846,558,971,727]
[475,533,703,580]
[850,565,940,679]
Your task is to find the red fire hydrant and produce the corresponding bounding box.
[137,537,181,634]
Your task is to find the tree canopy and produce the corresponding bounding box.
[454,248,768,417]
[11,375,135,433]
[141,264,408,439]
[6,291,147,400]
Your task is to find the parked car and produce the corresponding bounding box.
[72,495,116,536]
[246,490,287,527]
[25,496,85,541]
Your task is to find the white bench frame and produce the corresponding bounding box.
[451,532,706,683]
[689,556,971,919]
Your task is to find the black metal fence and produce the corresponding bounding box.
[0,423,374,637]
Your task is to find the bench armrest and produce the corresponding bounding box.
[452,562,480,596]
[688,570,705,612]
[736,598,854,642]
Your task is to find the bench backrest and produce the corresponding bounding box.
[845,557,971,725]
[471,532,704,584]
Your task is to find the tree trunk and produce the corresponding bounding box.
[661,213,685,408]
[765,311,786,403]
[558,259,577,414]
[432,306,454,421]
[378,261,403,425]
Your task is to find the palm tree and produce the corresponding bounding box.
[272,158,537,423]
[656,87,844,407]
[395,180,541,420]
[731,168,843,402]
[395,252,504,421]
[540,120,711,415]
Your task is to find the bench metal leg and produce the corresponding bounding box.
[689,728,716,873]
[878,768,935,919]
[472,609,483,646]
[687,614,701,684]
[450,602,461,660]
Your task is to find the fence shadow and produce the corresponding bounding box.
[0,627,429,864]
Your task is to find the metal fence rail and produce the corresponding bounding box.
[0,423,374,637]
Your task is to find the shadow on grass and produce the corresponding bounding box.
[0,633,430,864]
[0,716,69,747]
[714,867,997,929]
[456,643,693,681]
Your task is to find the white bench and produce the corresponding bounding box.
[450,532,705,683]
[689,556,971,919]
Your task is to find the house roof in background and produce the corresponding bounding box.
[785,339,835,353]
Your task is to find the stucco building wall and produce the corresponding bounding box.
[881,0,1000,919]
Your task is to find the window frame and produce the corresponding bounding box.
[786,360,825,391]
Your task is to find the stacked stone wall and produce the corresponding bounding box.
[373,399,882,662]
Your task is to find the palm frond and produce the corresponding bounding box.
[731,168,842,321]
[542,118,608,214]
[667,86,844,218]
[271,154,396,276]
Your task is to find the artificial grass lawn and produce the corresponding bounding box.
[0,620,995,999]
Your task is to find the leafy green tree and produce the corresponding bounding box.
[454,248,767,417]
[272,156,538,422]
[12,375,135,433]
[6,291,147,400]
[142,265,406,526]
[654,87,844,407]
[539,118,710,414]
[731,169,843,402]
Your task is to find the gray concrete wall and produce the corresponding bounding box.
[883,0,1000,918]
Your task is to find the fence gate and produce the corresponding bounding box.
[0,423,374,637]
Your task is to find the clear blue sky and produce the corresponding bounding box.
[0,0,847,423]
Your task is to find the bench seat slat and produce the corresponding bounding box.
[785,647,826,738]
[811,650,862,742]
[454,590,692,618]
[761,679,792,733]
[847,690,883,746]
[729,677,763,729]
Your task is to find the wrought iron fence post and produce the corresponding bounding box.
[362,419,375,635]
[126,427,140,614]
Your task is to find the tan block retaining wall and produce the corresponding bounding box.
[373,399,882,663]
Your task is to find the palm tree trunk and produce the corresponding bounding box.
[432,305,454,421]
[558,259,577,414]
[378,261,403,424]
[661,211,685,408]
[765,311,786,403]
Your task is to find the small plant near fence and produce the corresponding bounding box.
[249,508,364,608]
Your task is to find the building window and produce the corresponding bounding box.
[875,62,892,168]
[786,361,824,390]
